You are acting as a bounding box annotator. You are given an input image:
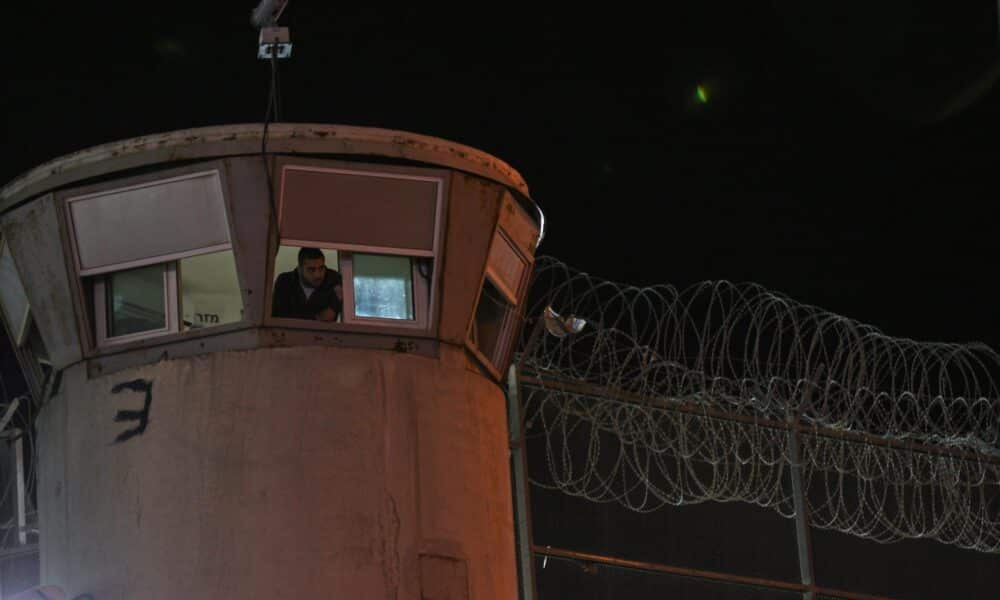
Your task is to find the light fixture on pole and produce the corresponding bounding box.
[252,0,292,59]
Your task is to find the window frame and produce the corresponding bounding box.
[0,237,31,347]
[467,227,533,377]
[266,159,449,336]
[0,234,52,399]
[468,277,516,366]
[65,169,233,277]
[339,251,430,329]
[484,229,529,307]
[57,161,247,352]
[93,262,179,346]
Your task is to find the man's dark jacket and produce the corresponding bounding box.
[271,268,343,320]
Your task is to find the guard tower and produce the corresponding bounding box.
[0,124,541,599]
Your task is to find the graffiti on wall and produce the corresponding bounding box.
[110,379,153,443]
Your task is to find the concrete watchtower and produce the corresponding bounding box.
[0,124,541,598]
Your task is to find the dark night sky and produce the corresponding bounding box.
[4,2,1000,597]
[4,2,1000,348]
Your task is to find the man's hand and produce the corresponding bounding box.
[316,307,338,322]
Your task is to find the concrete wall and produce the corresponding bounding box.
[37,345,516,599]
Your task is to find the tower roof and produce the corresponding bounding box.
[0,123,532,214]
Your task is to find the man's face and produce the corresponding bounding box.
[298,257,326,288]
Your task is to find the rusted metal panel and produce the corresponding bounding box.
[278,162,442,252]
[83,326,261,379]
[83,326,443,379]
[0,195,83,369]
[221,157,273,325]
[414,356,517,599]
[42,346,515,598]
[486,230,531,303]
[533,546,897,600]
[437,174,504,347]
[419,554,469,600]
[80,313,445,370]
[1,123,532,214]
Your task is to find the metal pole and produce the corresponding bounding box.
[507,365,537,600]
[12,429,27,545]
[788,412,816,600]
[533,545,896,600]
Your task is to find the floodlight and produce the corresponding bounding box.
[252,0,292,60]
[258,27,292,59]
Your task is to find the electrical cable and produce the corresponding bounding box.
[260,34,282,230]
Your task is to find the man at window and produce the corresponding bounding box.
[272,247,343,321]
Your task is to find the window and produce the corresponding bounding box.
[484,228,529,304]
[341,252,429,325]
[104,264,171,337]
[272,163,445,330]
[0,237,51,396]
[0,239,30,345]
[179,250,243,330]
[470,278,510,362]
[469,229,530,372]
[65,170,244,347]
[352,254,414,320]
[94,263,175,344]
[272,246,430,326]
[272,245,341,321]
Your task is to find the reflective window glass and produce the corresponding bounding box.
[107,264,166,337]
[353,254,414,320]
[180,250,243,330]
[472,278,510,364]
[0,241,30,341]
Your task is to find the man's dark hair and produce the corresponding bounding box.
[298,247,325,265]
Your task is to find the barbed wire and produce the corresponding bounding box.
[516,256,1000,553]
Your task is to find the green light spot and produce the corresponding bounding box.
[696,85,709,104]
